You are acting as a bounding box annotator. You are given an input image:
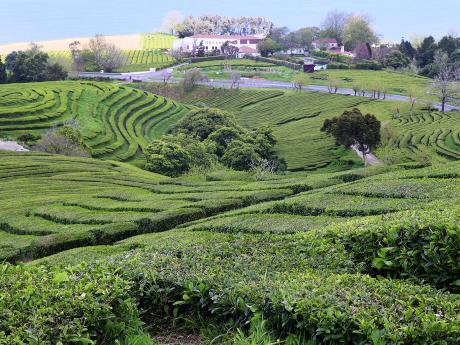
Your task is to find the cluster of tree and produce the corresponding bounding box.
[319,11,378,50]
[166,14,272,38]
[321,108,381,165]
[398,35,460,77]
[69,35,125,72]
[259,11,378,57]
[144,108,285,176]
[0,44,67,83]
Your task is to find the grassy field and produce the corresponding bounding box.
[178,58,296,81]
[0,81,191,165]
[3,151,460,342]
[141,33,176,50]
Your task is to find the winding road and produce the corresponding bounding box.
[79,69,460,112]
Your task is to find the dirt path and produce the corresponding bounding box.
[0,140,29,152]
[351,145,380,166]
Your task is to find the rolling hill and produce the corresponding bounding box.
[0,81,191,165]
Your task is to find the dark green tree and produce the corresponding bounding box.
[321,108,381,164]
[0,57,6,83]
[416,36,438,68]
[399,39,415,59]
[45,63,68,81]
[145,140,191,177]
[221,140,261,171]
[384,51,410,69]
[256,38,282,57]
[438,35,460,59]
[196,40,205,57]
[173,108,240,140]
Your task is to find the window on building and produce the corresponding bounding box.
[249,39,259,44]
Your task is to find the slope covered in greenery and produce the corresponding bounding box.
[183,87,460,170]
[3,151,460,342]
[0,81,191,165]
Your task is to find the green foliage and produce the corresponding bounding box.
[383,51,411,69]
[5,46,67,83]
[0,56,6,83]
[354,59,383,70]
[322,108,381,156]
[326,62,349,69]
[257,38,283,57]
[0,81,191,164]
[0,262,142,344]
[173,108,240,140]
[145,140,191,177]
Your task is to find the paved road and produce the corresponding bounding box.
[79,70,460,112]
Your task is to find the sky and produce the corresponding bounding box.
[1,0,459,44]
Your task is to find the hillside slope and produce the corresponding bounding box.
[181,87,460,170]
[3,152,460,342]
[0,81,191,165]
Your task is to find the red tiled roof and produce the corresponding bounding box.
[238,46,258,53]
[313,38,338,44]
[191,34,260,40]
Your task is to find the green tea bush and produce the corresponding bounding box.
[0,262,142,344]
[323,208,460,289]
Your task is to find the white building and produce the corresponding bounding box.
[173,34,262,57]
[312,38,339,50]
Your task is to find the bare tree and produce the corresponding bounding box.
[320,11,348,44]
[160,70,172,85]
[88,35,126,72]
[183,68,205,92]
[327,78,340,94]
[161,11,184,34]
[430,52,460,113]
[230,72,241,89]
[69,41,83,72]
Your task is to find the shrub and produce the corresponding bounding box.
[173,108,240,140]
[17,133,41,144]
[144,140,191,177]
[33,126,90,157]
[183,68,206,92]
[0,263,142,344]
[327,62,349,70]
[221,140,261,170]
[354,60,383,70]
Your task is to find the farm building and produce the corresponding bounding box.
[312,38,339,50]
[173,34,262,57]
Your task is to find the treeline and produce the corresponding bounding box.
[402,35,460,77]
[0,44,67,83]
[163,14,273,38]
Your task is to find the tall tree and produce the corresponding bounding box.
[343,14,378,51]
[257,38,282,57]
[416,36,438,68]
[320,10,348,44]
[0,57,6,83]
[321,108,381,165]
[438,35,460,59]
[399,39,416,60]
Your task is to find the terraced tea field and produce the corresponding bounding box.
[3,151,460,343]
[44,49,175,72]
[141,33,176,50]
[0,81,191,165]
[185,88,460,169]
